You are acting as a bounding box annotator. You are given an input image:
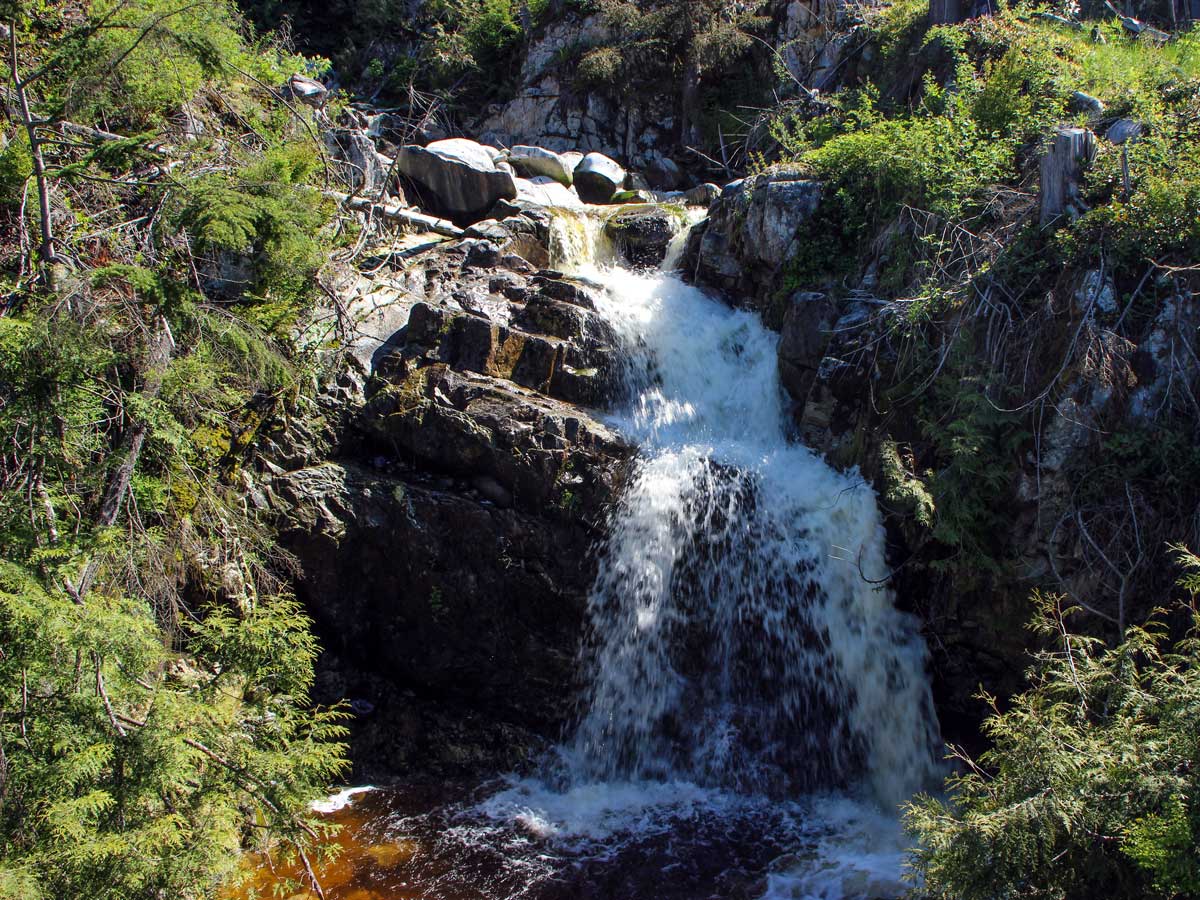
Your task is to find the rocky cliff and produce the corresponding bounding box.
[685,158,1200,737]
[245,196,672,776]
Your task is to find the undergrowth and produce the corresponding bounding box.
[760,5,1200,592]
[0,3,354,898]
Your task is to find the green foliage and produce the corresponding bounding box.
[177,142,333,330]
[1068,95,1200,271]
[906,559,1200,900]
[0,133,33,207]
[917,372,1026,574]
[784,113,1012,286]
[24,0,306,128]
[572,0,768,95]
[0,558,348,900]
[577,44,624,85]
[401,0,555,102]
[969,39,1070,146]
[0,295,348,900]
[880,440,936,529]
[426,0,524,78]
[0,4,348,899]
[806,114,1013,225]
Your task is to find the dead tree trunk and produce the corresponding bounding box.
[73,314,175,603]
[929,0,964,24]
[9,20,55,267]
[1039,126,1096,225]
[323,190,463,237]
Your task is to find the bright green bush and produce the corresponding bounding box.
[177,142,333,329]
[1069,96,1200,271]
[34,0,306,127]
[0,293,348,900]
[784,113,1012,286]
[426,0,524,77]
[969,40,1070,145]
[905,550,1200,900]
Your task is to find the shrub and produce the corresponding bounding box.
[785,114,1013,285]
[1068,95,1200,272]
[177,142,333,330]
[39,0,304,127]
[905,549,1200,900]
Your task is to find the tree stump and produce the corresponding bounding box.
[929,0,962,24]
[1039,126,1096,224]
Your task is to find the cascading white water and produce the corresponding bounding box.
[455,208,944,900]
[545,211,940,807]
[297,209,945,900]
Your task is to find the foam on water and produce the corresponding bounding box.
[311,785,375,814]
[558,260,940,806]
[459,210,940,897]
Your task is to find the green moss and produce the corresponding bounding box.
[0,133,33,207]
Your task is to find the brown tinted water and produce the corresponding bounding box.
[228,779,908,900]
[227,781,822,900]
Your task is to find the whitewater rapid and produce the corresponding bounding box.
[464,210,942,898]
[289,208,943,900]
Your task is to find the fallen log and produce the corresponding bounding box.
[323,190,464,237]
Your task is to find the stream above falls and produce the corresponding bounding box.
[236,206,942,900]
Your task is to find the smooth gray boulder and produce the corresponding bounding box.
[509,145,574,185]
[515,176,582,208]
[286,74,327,107]
[573,152,626,204]
[1106,118,1144,145]
[683,182,721,206]
[1069,90,1105,117]
[395,138,518,223]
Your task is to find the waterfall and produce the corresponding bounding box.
[403,207,948,900]
[549,211,941,807]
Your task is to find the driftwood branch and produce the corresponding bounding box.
[323,190,463,237]
[9,20,56,268]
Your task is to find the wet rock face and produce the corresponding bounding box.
[273,460,593,742]
[360,364,627,514]
[262,229,634,774]
[604,205,684,268]
[776,291,837,407]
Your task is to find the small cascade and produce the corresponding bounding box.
[547,208,615,269]
[661,206,707,271]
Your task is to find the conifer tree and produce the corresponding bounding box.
[0,3,348,898]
